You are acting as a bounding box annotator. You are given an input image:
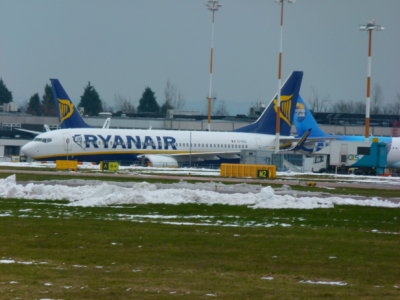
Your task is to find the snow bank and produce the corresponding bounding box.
[0,175,398,209]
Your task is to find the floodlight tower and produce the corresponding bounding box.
[205,0,222,131]
[274,0,295,153]
[360,19,384,139]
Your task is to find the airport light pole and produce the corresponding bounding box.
[205,0,221,131]
[274,0,295,153]
[360,19,384,139]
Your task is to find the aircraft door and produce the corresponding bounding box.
[62,133,73,155]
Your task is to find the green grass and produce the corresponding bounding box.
[0,198,399,299]
[0,165,57,171]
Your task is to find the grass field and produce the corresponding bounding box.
[0,194,399,299]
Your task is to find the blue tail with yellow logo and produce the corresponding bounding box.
[294,96,331,138]
[235,71,303,135]
[50,79,91,129]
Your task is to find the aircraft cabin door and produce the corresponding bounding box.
[62,133,73,158]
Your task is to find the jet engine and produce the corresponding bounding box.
[139,154,178,167]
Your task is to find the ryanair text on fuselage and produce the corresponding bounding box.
[73,134,177,150]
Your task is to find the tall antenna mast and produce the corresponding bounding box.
[205,0,222,131]
[274,0,295,152]
[360,19,384,139]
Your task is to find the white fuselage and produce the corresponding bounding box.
[21,128,278,162]
[21,128,400,168]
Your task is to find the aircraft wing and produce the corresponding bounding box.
[168,151,241,161]
[16,124,51,136]
[280,130,338,154]
[16,128,43,136]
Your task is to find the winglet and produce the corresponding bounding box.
[289,128,313,152]
[279,128,313,152]
[102,118,111,129]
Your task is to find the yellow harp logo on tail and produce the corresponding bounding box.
[58,99,74,123]
[273,94,293,126]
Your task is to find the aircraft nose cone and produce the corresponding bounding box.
[21,142,36,158]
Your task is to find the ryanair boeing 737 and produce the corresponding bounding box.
[22,71,308,166]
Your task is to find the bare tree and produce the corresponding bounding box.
[308,89,329,112]
[331,100,351,113]
[384,92,400,115]
[164,80,186,110]
[352,100,366,114]
[371,83,384,114]
[102,103,114,113]
[176,92,186,110]
[114,93,136,114]
[214,99,229,116]
[330,99,365,113]
[395,92,400,115]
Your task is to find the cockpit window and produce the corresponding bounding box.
[33,138,52,143]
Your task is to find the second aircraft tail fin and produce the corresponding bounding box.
[235,71,303,135]
[293,96,331,138]
[50,79,91,129]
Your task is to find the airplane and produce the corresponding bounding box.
[293,96,400,169]
[21,71,307,167]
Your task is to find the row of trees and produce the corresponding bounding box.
[307,85,400,115]
[26,84,57,116]
[0,78,187,117]
[2,77,400,116]
[120,80,186,116]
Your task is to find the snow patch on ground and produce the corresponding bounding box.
[0,258,48,265]
[261,276,274,280]
[1,175,399,209]
[299,280,348,286]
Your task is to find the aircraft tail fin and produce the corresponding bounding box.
[50,79,91,129]
[235,71,303,135]
[294,96,330,138]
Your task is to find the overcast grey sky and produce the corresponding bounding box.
[0,0,399,115]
